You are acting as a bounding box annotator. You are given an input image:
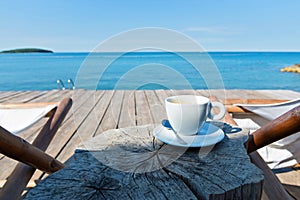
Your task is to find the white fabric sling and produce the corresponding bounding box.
[234,98,300,169]
[0,105,56,134]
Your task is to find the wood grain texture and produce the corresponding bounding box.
[25,124,264,200]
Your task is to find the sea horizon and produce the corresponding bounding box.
[0,51,299,92]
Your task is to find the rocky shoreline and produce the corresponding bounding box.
[280,64,300,73]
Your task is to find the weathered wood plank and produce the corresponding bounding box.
[52,90,106,163]
[118,90,136,128]
[0,91,26,102]
[96,90,124,133]
[154,90,169,105]
[135,90,153,125]
[0,91,33,103]
[258,90,300,100]
[196,89,210,97]
[41,90,96,154]
[0,92,22,102]
[144,90,166,124]
[27,90,72,103]
[29,90,99,181]
[6,91,47,103]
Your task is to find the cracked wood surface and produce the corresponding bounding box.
[25,124,263,200]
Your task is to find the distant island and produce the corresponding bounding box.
[0,48,53,53]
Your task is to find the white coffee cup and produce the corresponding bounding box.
[165,95,226,136]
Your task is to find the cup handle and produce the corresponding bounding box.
[209,102,226,120]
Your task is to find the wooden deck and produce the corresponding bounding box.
[0,89,300,199]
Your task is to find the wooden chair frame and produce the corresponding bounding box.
[0,97,72,200]
[224,100,300,199]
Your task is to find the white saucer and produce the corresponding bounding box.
[153,122,225,147]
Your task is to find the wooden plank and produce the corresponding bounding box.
[17,91,49,103]
[276,169,300,196]
[224,99,288,105]
[96,90,124,133]
[53,90,113,165]
[144,90,166,124]
[0,92,21,101]
[154,90,169,105]
[238,90,272,99]
[30,90,99,181]
[92,90,115,135]
[165,89,197,96]
[52,90,106,163]
[204,89,227,100]
[0,91,32,102]
[0,180,36,188]
[35,89,109,167]
[118,90,136,128]
[0,158,18,180]
[27,90,72,103]
[196,90,210,97]
[2,91,44,103]
[41,90,95,156]
[135,90,153,125]
[258,90,300,100]
[228,90,254,99]
[0,91,25,102]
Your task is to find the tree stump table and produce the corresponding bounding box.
[25,123,264,200]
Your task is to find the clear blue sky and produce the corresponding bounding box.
[1,0,300,52]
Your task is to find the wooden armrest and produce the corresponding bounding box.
[245,105,300,153]
[225,105,249,113]
[223,99,288,105]
[0,126,64,173]
[0,102,57,109]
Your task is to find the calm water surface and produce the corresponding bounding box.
[0,52,299,91]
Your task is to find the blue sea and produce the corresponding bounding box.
[0,52,299,91]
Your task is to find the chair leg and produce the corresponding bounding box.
[0,164,35,200]
[249,151,293,200]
